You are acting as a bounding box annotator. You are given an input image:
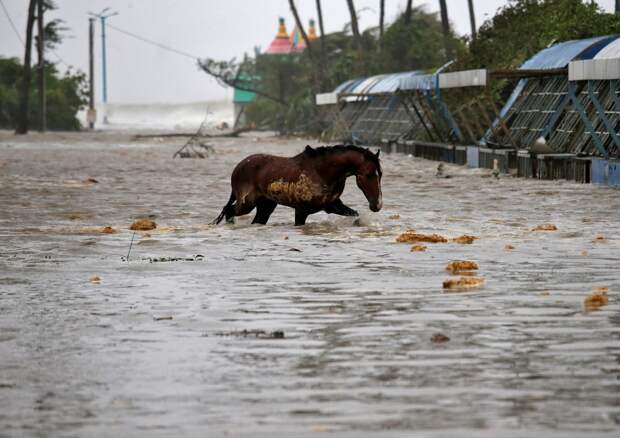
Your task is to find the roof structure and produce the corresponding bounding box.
[333,71,430,97]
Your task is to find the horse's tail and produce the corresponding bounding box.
[212,191,236,225]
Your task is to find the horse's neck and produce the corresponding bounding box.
[321,152,363,179]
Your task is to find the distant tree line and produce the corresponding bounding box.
[6,0,87,133]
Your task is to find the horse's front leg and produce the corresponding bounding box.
[295,209,309,226]
[324,199,359,217]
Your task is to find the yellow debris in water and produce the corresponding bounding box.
[100,226,117,234]
[581,250,588,256]
[443,276,484,291]
[504,244,515,251]
[452,235,478,244]
[410,244,426,252]
[130,219,157,231]
[388,214,401,220]
[396,231,447,243]
[446,260,479,274]
[532,223,558,231]
[90,276,101,284]
[584,288,609,311]
[593,235,606,243]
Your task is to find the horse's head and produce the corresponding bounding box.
[356,149,383,212]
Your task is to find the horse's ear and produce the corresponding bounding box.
[375,149,381,158]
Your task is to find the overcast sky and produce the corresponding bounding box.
[1,0,617,104]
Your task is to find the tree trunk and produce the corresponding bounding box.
[289,0,320,91]
[438,0,453,59]
[15,0,38,134]
[467,0,477,40]
[616,0,620,14]
[316,0,325,58]
[289,0,314,63]
[404,0,412,24]
[345,0,362,50]
[379,0,385,40]
[37,0,46,132]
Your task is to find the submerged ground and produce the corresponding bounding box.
[0,132,618,437]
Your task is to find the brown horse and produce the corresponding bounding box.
[213,145,383,226]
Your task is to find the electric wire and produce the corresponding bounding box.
[0,0,25,45]
[106,23,200,60]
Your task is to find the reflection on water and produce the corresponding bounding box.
[0,134,619,437]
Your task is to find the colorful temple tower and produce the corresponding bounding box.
[266,17,294,55]
[234,17,318,127]
[290,19,318,52]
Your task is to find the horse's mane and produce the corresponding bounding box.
[300,144,382,174]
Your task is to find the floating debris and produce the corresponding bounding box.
[396,230,447,243]
[388,214,401,220]
[146,254,205,263]
[452,235,478,244]
[581,250,588,256]
[130,219,157,231]
[153,316,173,321]
[100,226,117,234]
[410,244,426,252]
[431,333,450,343]
[89,276,101,284]
[85,177,99,184]
[446,260,479,274]
[443,276,484,291]
[593,235,606,243]
[533,223,558,231]
[584,288,609,311]
[214,329,285,339]
[504,244,515,251]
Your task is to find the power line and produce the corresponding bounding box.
[0,0,24,46]
[106,22,200,60]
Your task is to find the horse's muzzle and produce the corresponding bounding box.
[369,201,382,212]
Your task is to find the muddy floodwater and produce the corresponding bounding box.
[1,132,619,437]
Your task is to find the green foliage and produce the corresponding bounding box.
[378,7,462,73]
[0,57,88,130]
[461,0,620,70]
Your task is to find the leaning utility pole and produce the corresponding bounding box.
[467,0,477,41]
[88,17,96,130]
[438,0,453,59]
[37,0,46,132]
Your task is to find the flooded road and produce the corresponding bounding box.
[0,133,619,437]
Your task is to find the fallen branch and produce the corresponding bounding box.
[135,125,255,141]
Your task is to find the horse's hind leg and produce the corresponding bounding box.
[324,199,359,217]
[231,193,256,222]
[252,198,277,225]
